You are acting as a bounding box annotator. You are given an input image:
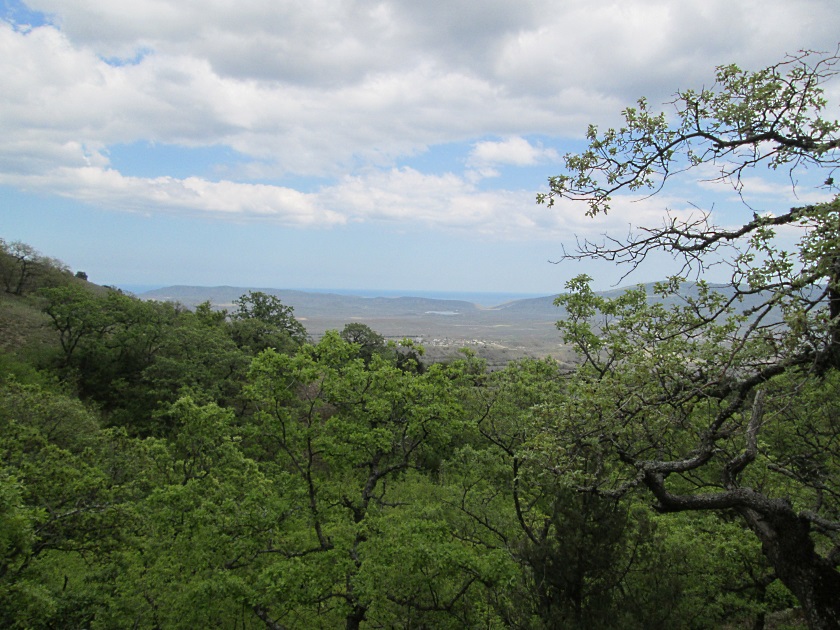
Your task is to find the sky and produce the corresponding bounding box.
[2,0,839,296]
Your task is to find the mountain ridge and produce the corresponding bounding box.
[138,285,565,318]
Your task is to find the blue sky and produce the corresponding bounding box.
[2,0,839,296]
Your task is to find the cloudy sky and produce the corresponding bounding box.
[2,0,839,296]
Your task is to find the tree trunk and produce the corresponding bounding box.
[739,507,840,630]
[345,604,367,630]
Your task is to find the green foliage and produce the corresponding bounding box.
[340,322,388,365]
[94,398,288,629]
[0,470,41,628]
[231,291,308,353]
[39,285,252,435]
[445,358,740,629]
[240,332,482,626]
[0,295,800,627]
[538,50,839,216]
[539,49,840,627]
[41,285,176,426]
[136,309,250,431]
[0,240,71,297]
[0,381,126,628]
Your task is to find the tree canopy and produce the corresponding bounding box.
[541,48,840,629]
[1,267,794,628]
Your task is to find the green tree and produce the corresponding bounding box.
[41,285,126,368]
[243,333,494,628]
[0,382,130,628]
[88,397,289,629]
[540,50,840,628]
[0,240,69,296]
[340,322,387,365]
[131,307,250,434]
[40,285,185,429]
[230,291,308,354]
[449,358,715,629]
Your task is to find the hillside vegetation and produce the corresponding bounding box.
[0,237,818,629]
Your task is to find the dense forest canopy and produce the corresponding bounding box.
[2,49,840,629]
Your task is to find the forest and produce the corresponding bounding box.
[2,50,840,629]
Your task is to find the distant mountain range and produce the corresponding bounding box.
[138,285,566,320]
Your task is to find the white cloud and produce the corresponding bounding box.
[0,21,581,179]
[2,0,839,243]
[0,156,703,246]
[0,165,342,225]
[468,137,560,170]
[26,0,837,95]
